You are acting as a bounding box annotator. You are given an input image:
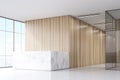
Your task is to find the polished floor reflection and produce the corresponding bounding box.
[0,64,120,80]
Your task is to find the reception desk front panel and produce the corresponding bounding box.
[13,51,69,71]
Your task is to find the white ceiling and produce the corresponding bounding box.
[0,0,120,21]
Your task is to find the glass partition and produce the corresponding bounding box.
[105,9,120,70]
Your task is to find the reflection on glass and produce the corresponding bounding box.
[0,31,5,67]
[0,16,25,67]
[0,18,5,30]
[15,21,22,33]
[22,23,25,33]
[6,56,12,66]
[22,35,25,51]
[0,56,5,67]
[15,33,21,51]
[0,32,5,55]
[6,32,13,55]
[6,19,13,32]
[105,11,117,70]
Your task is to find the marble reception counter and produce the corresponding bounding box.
[13,51,69,71]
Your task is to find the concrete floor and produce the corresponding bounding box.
[0,64,120,80]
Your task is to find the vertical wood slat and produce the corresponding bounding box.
[25,15,105,68]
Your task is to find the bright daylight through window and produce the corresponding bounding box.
[0,17,25,67]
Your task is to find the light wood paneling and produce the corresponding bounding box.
[25,15,105,68]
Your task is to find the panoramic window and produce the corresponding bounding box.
[0,17,25,67]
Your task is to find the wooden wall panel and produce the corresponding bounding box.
[89,26,94,65]
[26,16,69,52]
[25,15,105,68]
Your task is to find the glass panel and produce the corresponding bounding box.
[0,31,5,55]
[105,12,113,31]
[0,17,5,31]
[0,17,24,67]
[22,35,25,51]
[15,21,22,33]
[15,33,21,51]
[21,23,25,33]
[0,56,5,67]
[116,31,120,68]
[6,32,13,55]
[106,31,116,69]
[6,19,13,32]
[0,31,5,67]
[6,56,12,66]
[106,12,114,69]
[105,11,117,70]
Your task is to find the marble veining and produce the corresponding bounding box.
[13,51,69,71]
